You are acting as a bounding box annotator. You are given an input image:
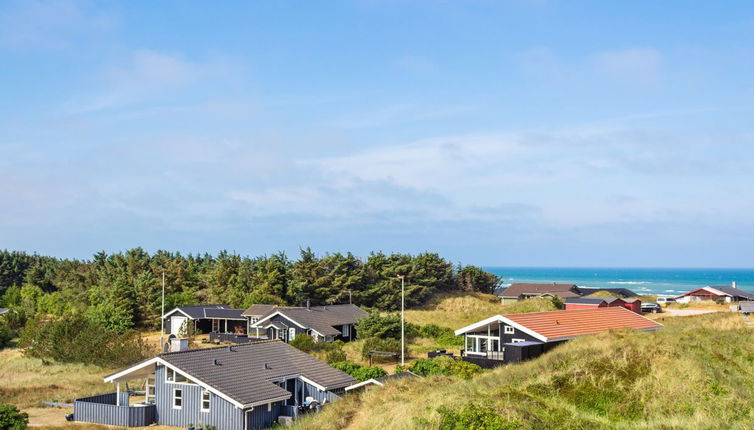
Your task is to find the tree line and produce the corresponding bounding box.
[0,248,500,333]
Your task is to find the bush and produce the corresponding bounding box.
[0,404,29,430]
[438,402,519,430]
[356,313,418,340]
[331,361,387,382]
[289,334,316,353]
[19,315,147,367]
[417,324,463,348]
[0,320,14,349]
[361,337,405,362]
[455,266,501,294]
[326,348,346,364]
[408,356,481,379]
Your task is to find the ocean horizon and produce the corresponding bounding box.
[482,267,754,296]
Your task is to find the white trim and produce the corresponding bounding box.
[455,315,548,342]
[504,326,514,334]
[251,311,307,329]
[299,375,327,391]
[345,379,383,391]
[172,387,183,409]
[511,338,525,343]
[242,394,291,409]
[201,390,211,412]
[104,357,160,382]
[162,308,194,320]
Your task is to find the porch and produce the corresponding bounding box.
[73,393,155,427]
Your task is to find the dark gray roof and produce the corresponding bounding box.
[257,304,369,337]
[162,305,239,320]
[375,371,420,383]
[160,341,355,407]
[711,286,754,300]
[565,297,606,305]
[493,286,507,296]
[203,308,245,320]
[242,304,278,317]
[500,283,581,299]
[580,287,639,298]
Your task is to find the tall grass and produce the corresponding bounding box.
[293,312,754,429]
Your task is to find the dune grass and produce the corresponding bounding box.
[293,312,754,430]
[402,293,557,329]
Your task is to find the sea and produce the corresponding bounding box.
[482,267,754,296]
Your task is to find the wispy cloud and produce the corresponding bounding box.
[594,47,664,84]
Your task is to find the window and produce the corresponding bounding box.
[504,326,514,334]
[512,338,525,343]
[277,329,285,340]
[289,327,296,341]
[342,324,350,337]
[166,368,195,385]
[250,317,259,323]
[173,388,183,409]
[166,368,175,382]
[145,377,155,403]
[465,336,474,351]
[267,403,272,412]
[201,390,211,412]
[174,372,187,383]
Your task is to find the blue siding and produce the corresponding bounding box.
[154,365,243,430]
[246,401,283,429]
[74,393,155,427]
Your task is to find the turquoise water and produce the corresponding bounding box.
[483,267,754,296]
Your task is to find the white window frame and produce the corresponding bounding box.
[173,388,183,409]
[504,326,514,334]
[267,402,272,412]
[511,338,526,343]
[289,327,296,341]
[342,324,351,337]
[201,390,211,412]
[165,368,175,382]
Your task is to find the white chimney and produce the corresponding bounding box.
[732,281,737,289]
[170,338,189,352]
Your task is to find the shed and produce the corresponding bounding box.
[564,297,607,310]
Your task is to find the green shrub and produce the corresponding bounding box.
[408,356,481,379]
[0,320,14,349]
[356,313,418,340]
[289,334,316,353]
[0,404,29,430]
[330,361,387,382]
[438,402,519,430]
[326,348,346,364]
[418,324,463,348]
[19,315,147,367]
[361,337,404,361]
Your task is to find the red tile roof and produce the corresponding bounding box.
[504,306,662,341]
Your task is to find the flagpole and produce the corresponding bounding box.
[160,271,165,351]
[397,275,405,366]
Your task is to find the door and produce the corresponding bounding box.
[171,316,187,336]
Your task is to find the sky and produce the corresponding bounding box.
[1,0,754,267]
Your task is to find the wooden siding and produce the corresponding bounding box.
[154,365,244,430]
[74,393,155,427]
[246,401,282,429]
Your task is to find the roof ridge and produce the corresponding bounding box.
[159,339,284,357]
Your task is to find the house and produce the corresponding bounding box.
[565,297,642,313]
[675,283,754,303]
[454,307,663,363]
[73,340,355,429]
[244,303,368,343]
[344,371,420,392]
[738,301,754,314]
[162,305,247,336]
[579,287,639,298]
[495,283,582,304]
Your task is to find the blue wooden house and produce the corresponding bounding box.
[73,340,356,429]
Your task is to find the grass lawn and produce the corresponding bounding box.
[292,311,754,430]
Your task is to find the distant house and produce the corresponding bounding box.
[579,287,639,298]
[564,297,642,313]
[738,301,754,314]
[454,307,663,363]
[344,371,420,392]
[495,283,582,304]
[675,284,754,303]
[73,341,355,429]
[0,308,9,316]
[162,305,246,336]
[244,303,368,343]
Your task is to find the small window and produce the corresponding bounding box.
[267,402,272,412]
[201,391,211,412]
[251,317,259,323]
[277,329,285,340]
[512,338,525,343]
[166,368,175,382]
[343,324,350,337]
[173,388,183,409]
[289,327,296,341]
[504,326,514,334]
[175,372,187,383]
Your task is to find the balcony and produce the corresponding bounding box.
[73,393,156,427]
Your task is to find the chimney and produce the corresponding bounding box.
[263,363,271,370]
[227,345,233,352]
[732,281,737,289]
[306,299,310,310]
[213,359,220,366]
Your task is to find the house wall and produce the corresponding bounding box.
[464,321,542,354]
[246,402,283,430]
[154,365,244,430]
[334,324,356,342]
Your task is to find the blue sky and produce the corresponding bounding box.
[1,1,754,267]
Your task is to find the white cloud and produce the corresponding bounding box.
[594,47,664,84]
[0,0,114,50]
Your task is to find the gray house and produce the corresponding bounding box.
[74,340,355,429]
[244,304,368,343]
[162,305,247,336]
